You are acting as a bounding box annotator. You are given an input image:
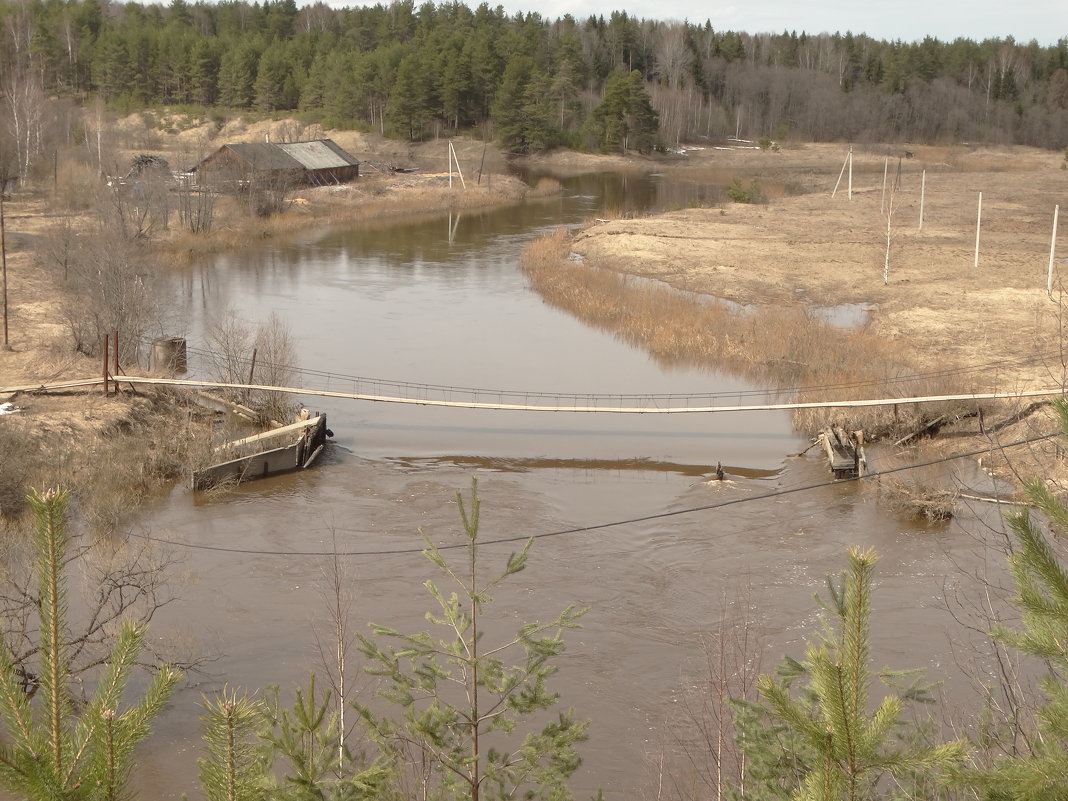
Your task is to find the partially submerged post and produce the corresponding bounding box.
[151,337,187,374]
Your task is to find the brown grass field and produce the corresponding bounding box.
[568,142,1066,386]
[526,141,1068,486]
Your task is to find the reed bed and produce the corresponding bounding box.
[521,228,978,439]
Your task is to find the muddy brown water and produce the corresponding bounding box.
[133,171,1018,798]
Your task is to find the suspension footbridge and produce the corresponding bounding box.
[3,374,1066,414]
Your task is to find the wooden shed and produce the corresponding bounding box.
[191,139,360,189]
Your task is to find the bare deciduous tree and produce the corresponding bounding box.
[204,310,299,425]
[45,229,165,361]
[649,582,766,801]
[0,503,201,685]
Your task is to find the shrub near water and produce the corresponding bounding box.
[520,229,973,439]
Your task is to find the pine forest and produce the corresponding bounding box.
[1,0,1067,160]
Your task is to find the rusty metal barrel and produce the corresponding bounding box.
[151,337,187,374]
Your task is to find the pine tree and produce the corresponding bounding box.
[355,477,590,801]
[255,46,290,112]
[491,55,533,152]
[753,547,968,801]
[958,397,1068,800]
[727,687,813,801]
[262,676,395,801]
[584,68,659,154]
[385,50,432,141]
[198,679,395,801]
[199,688,272,801]
[217,39,259,109]
[0,488,181,801]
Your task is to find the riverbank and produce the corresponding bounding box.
[558,141,1068,486]
[0,124,541,528]
[571,142,1065,380]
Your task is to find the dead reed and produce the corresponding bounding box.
[873,451,965,520]
[520,228,977,439]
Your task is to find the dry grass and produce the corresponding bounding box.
[521,228,976,438]
[0,390,210,535]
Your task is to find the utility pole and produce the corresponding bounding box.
[1,179,10,351]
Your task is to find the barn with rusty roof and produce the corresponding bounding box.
[191,139,360,189]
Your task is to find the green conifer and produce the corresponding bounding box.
[0,488,181,801]
[753,547,968,801]
[355,477,590,801]
[958,396,1068,800]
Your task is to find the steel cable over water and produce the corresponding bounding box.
[123,430,1049,558]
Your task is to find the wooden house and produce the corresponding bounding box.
[191,139,360,189]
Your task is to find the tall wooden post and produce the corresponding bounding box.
[918,170,926,231]
[1050,204,1061,295]
[847,146,853,200]
[0,185,9,350]
[974,192,983,269]
[247,347,258,385]
[880,157,888,214]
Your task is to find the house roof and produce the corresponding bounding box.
[200,139,359,172]
[223,142,303,170]
[278,139,360,170]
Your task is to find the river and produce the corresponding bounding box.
[139,170,1015,799]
